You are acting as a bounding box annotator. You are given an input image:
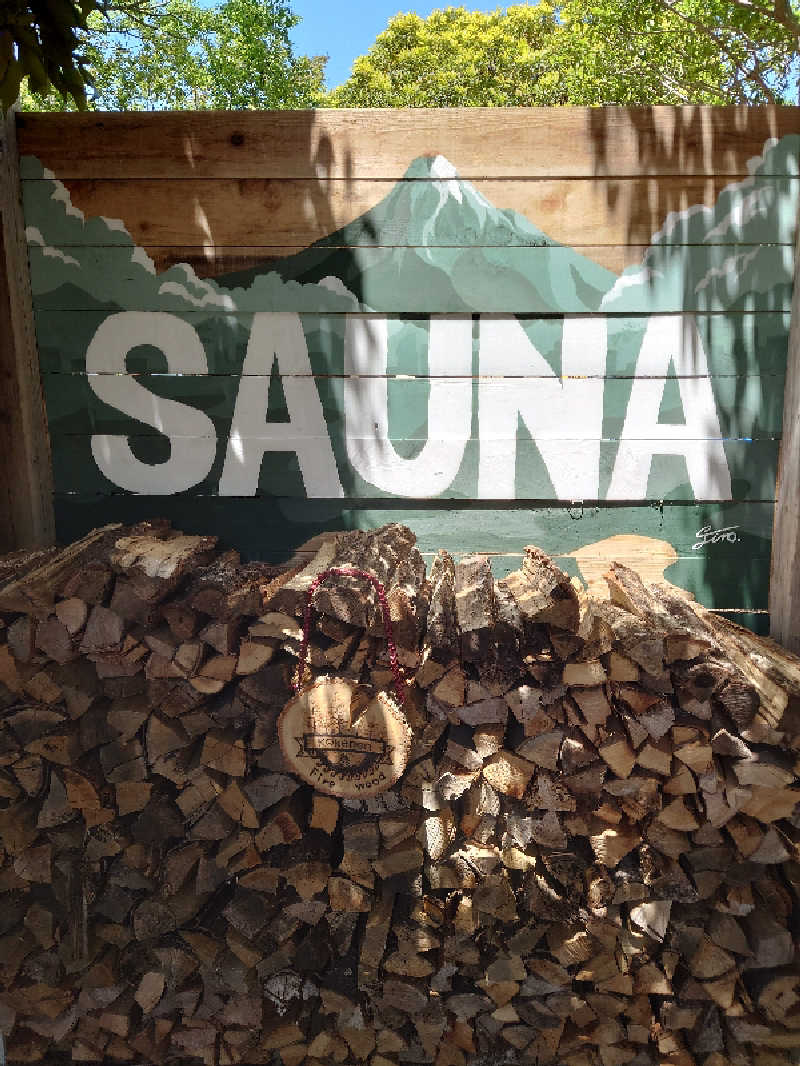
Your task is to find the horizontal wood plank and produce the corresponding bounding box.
[51,495,774,610]
[34,244,766,278]
[16,108,800,179]
[33,310,792,376]
[28,245,794,314]
[48,433,780,501]
[21,175,798,250]
[41,372,785,439]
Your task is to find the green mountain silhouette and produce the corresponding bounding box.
[216,154,616,314]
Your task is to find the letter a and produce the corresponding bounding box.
[219,313,343,497]
[607,316,732,500]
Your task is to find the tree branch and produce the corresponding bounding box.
[772,0,800,36]
[658,0,783,101]
[693,0,800,38]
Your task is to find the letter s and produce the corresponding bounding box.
[85,312,216,494]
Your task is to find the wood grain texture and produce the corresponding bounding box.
[4,523,799,1063]
[16,107,800,179]
[770,219,800,652]
[0,112,54,551]
[277,679,412,798]
[21,175,797,251]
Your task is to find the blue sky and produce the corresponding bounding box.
[289,1,496,90]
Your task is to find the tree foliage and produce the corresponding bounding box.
[555,0,800,104]
[9,0,800,112]
[326,2,800,107]
[17,0,325,111]
[1,0,105,111]
[327,6,566,107]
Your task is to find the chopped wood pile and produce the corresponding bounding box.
[1,519,800,1066]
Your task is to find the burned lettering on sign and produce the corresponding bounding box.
[278,678,411,799]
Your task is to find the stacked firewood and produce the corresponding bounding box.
[1,520,800,1066]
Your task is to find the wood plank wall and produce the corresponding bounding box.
[15,108,800,631]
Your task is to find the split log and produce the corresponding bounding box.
[0,528,798,1066]
[0,525,123,617]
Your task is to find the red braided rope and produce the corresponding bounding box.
[293,567,406,705]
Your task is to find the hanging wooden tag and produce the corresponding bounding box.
[278,677,411,799]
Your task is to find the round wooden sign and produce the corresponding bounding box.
[277,678,412,798]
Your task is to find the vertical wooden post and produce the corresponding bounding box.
[770,221,800,654]
[0,109,55,552]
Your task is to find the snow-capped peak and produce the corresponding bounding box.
[429,154,458,181]
[429,154,463,204]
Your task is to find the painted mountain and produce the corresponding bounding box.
[216,154,617,315]
[24,153,619,323]
[22,160,362,320]
[25,141,797,342]
[24,140,798,470]
[24,151,622,397]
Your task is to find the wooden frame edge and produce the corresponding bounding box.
[769,215,800,653]
[0,109,55,552]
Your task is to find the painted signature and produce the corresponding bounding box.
[692,525,740,550]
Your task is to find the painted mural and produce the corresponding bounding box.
[18,124,800,625]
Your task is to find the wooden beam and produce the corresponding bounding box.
[770,220,800,653]
[22,174,782,254]
[0,109,54,552]
[16,107,800,179]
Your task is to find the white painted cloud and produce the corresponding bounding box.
[49,179,84,221]
[600,267,659,309]
[26,225,79,266]
[102,216,128,233]
[130,245,156,274]
[157,279,236,309]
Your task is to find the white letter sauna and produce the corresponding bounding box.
[85,310,733,501]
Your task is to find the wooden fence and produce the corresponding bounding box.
[4,107,800,637]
